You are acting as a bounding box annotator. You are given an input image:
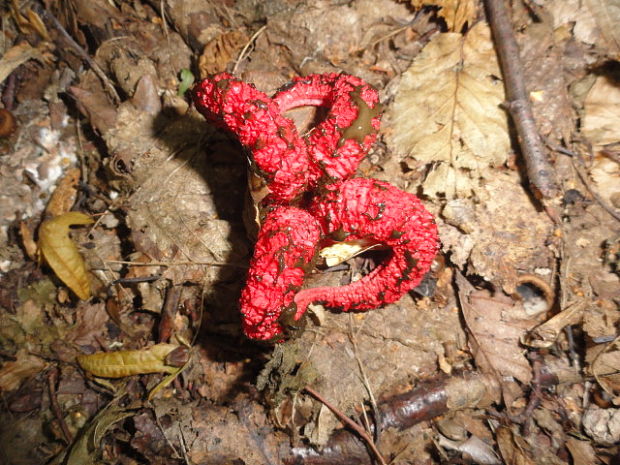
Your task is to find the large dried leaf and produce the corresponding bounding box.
[456,273,535,384]
[549,0,620,57]
[0,42,51,84]
[407,0,477,31]
[437,0,478,31]
[198,29,248,77]
[586,0,620,57]
[38,212,94,300]
[77,343,182,378]
[583,76,620,149]
[0,349,47,392]
[390,22,509,199]
[583,76,620,206]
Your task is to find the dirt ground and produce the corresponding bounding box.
[1,0,619,464]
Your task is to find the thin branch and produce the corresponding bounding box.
[47,368,73,443]
[36,6,121,104]
[232,25,267,75]
[484,0,559,202]
[572,158,620,222]
[103,259,245,268]
[304,386,387,465]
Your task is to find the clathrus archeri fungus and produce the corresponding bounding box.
[193,73,439,341]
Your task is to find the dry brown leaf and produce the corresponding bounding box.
[584,76,620,150]
[406,0,477,30]
[437,435,500,464]
[0,42,51,84]
[585,0,620,58]
[0,349,47,392]
[523,300,586,348]
[38,212,94,300]
[10,0,50,40]
[456,273,535,384]
[408,0,425,8]
[440,171,555,293]
[390,22,509,199]
[550,0,620,57]
[77,343,181,378]
[435,0,478,32]
[583,76,620,206]
[565,437,600,465]
[496,426,536,465]
[19,220,38,261]
[45,168,81,217]
[198,29,248,77]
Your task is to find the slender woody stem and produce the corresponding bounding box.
[485,0,559,201]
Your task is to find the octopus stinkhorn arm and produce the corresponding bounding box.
[273,73,382,182]
[192,72,437,341]
[293,178,439,318]
[240,206,322,340]
[192,73,320,203]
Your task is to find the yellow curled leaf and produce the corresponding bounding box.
[38,211,94,300]
[319,238,379,268]
[77,343,181,379]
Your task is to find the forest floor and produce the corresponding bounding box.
[1,0,619,464]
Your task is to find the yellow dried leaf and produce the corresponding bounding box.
[38,212,94,300]
[406,0,477,31]
[408,0,425,9]
[319,239,377,267]
[77,343,181,378]
[390,22,510,199]
[435,0,478,32]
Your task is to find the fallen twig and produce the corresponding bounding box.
[484,0,560,205]
[35,6,121,104]
[287,373,502,464]
[47,367,73,443]
[303,386,387,465]
[571,157,620,222]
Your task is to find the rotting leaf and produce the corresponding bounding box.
[407,0,477,31]
[390,22,510,199]
[63,402,136,465]
[0,349,47,392]
[45,167,81,217]
[583,76,620,207]
[0,41,51,84]
[77,343,182,378]
[456,272,535,384]
[198,29,248,77]
[585,0,620,58]
[38,211,94,300]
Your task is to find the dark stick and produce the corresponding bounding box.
[304,386,387,465]
[35,6,121,104]
[47,368,73,443]
[485,0,560,202]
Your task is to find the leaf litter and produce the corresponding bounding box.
[0,0,619,464]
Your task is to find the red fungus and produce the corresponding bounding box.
[192,72,437,341]
[293,178,439,319]
[192,73,320,203]
[239,206,322,340]
[273,73,382,182]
